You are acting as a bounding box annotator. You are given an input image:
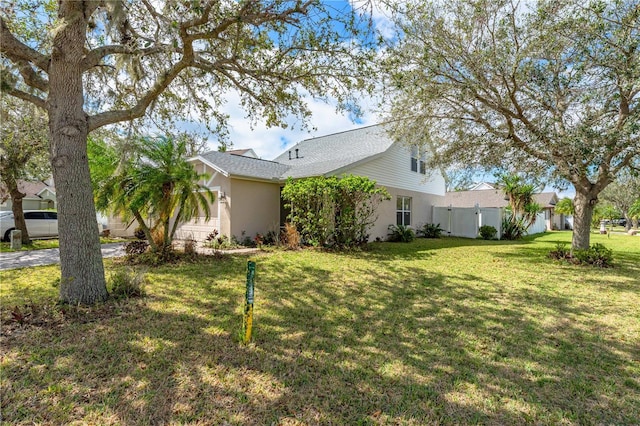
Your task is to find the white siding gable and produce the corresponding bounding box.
[332,143,446,196]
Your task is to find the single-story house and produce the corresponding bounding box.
[110,124,447,241]
[440,187,565,231]
[0,179,56,211]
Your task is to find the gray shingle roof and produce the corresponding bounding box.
[198,151,290,181]
[273,124,395,179]
[197,124,395,181]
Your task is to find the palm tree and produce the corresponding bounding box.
[94,136,215,255]
[498,174,541,239]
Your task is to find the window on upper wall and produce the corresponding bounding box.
[410,145,418,172]
[419,150,427,174]
[396,196,411,226]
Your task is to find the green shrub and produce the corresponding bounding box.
[419,223,443,238]
[574,243,613,268]
[548,242,571,260]
[479,225,497,240]
[110,269,147,299]
[387,224,415,242]
[501,213,526,240]
[281,175,390,248]
[548,242,613,267]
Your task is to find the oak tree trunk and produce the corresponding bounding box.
[10,191,31,245]
[571,190,597,252]
[48,2,107,304]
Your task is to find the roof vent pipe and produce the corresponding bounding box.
[295,148,299,159]
[288,150,291,160]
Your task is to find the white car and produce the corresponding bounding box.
[0,210,59,241]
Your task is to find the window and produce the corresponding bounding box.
[419,151,427,175]
[396,196,411,226]
[410,146,418,172]
[24,212,46,220]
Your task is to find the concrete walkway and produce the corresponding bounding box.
[0,243,259,271]
[0,243,126,271]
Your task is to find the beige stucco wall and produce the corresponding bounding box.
[229,178,281,240]
[369,186,446,241]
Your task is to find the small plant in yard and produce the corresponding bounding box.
[548,242,614,267]
[479,225,498,240]
[282,222,300,249]
[387,224,415,242]
[109,268,147,299]
[418,223,443,238]
[124,240,149,255]
[254,233,263,249]
[548,242,571,261]
[183,238,197,257]
[574,243,614,268]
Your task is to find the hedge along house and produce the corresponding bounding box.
[110,125,446,242]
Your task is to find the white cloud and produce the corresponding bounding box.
[207,91,381,160]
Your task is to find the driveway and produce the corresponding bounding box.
[0,243,125,271]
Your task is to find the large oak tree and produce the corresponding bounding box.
[381,0,639,251]
[1,0,375,304]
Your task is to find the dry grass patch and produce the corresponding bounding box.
[1,232,639,424]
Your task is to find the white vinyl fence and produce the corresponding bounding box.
[432,205,546,239]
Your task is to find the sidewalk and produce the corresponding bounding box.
[0,243,125,271]
[0,243,259,271]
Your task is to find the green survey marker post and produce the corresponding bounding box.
[243,260,256,343]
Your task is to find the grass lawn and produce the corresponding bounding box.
[1,231,638,424]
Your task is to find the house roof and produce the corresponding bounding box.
[0,180,56,202]
[195,124,396,182]
[273,124,395,179]
[196,151,290,181]
[469,182,496,191]
[442,189,558,208]
[226,148,258,158]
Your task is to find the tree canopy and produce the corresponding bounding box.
[1,0,376,304]
[381,0,639,250]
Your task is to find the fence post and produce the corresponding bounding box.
[243,260,256,343]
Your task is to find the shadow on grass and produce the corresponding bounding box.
[1,248,639,424]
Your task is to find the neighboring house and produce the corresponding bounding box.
[440,188,564,231]
[0,179,56,211]
[468,182,496,191]
[108,125,447,241]
[226,148,258,158]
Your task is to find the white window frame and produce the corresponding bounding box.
[410,146,418,172]
[397,196,412,226]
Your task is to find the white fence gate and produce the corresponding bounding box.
[432,206,546,239]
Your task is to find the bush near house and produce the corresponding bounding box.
[418,223,443,238]
[479,225,497,240]
[282,175,390,248]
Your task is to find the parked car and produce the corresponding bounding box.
[0,210,58,241]
[613,218,627,227]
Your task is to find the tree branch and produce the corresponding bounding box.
[88,60,190,131]
[1,86,46,110]
[0,17,50,73]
